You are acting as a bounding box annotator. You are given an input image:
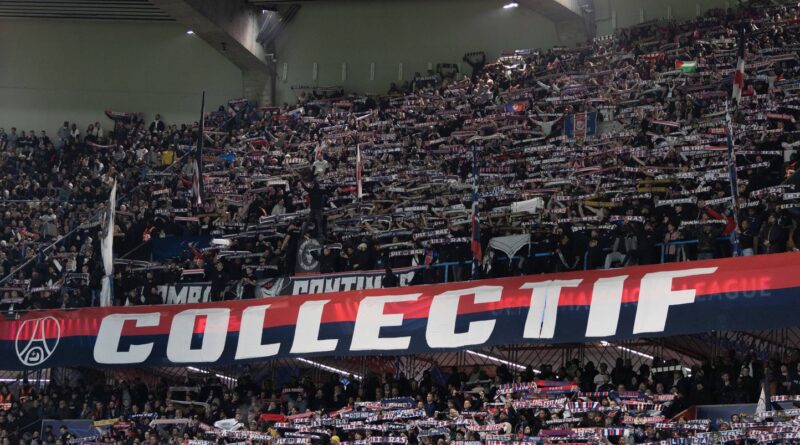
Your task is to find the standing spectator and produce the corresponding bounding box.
[149,114,166,133]
[760,213,787,254]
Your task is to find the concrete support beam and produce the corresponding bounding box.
[520,0,592,42]
[522,0,583,21]
[150,0,273,105]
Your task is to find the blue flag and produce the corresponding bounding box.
[471,145,481,279]
[725,110,742,256]
[563,111,597,139]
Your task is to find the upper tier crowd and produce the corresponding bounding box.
[2,351,800,445]
[2,0,800,309]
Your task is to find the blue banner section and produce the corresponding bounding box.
[41,419,95,441]
[150,236,211,260]
[696,404,756,428]
[1,254,799,371]
[564,112,597,139]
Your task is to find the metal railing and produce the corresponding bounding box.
[656,236,740,263]
[428,236,744,284]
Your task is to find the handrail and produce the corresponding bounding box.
[656,236,735,263]
[428,251,554,283]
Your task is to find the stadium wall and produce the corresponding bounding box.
[0,19,243,132]
[594,0,731,36]
[273,0,583,105]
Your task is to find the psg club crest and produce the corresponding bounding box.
[296,238,322,273]
[15,316,60,367]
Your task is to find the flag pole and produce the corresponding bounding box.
[732,24,746,106]
[356,143,363,202]
[724,23,746,256]
[99,180,117,307]
[725,101,742,257]
[471,144,482,280]
[193,91,206,210]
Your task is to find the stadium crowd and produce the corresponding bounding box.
[2,0,800,309]
[1,352,800,445]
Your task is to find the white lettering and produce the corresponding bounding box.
[293,280,309,294]
[633,268,717,334]
[521,280,582,339]
[290,300,338,353]
[324,278,340,293]
[426,286,502,348]
[366,276,381,289]
[157,285,168,303]
[168,286,187,304]
[340,277,357,291]
[399,272,414,286]
[187,287,203,304]
[235,305,280,359]
[350,294,421,351]
[94,313,159,364]
[166,309,230,363]
[308,279,324,294]
[585,276,628,337]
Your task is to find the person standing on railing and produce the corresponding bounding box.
[383,265,399,288]
[634,221,659,265]
[239,267,257,300]
[554,232,577,272]
[739,219,756,256]
[311,246,339,274]
[603,225,635,269]
[207,260,228,302]
[351,242,373,271]
[584,230,604,270]
[696,224,721,260]
[302,178,327,239]
[663,222,682,262]
[759,213,787,254]
[700,201,736,235]
[700,200,737,257]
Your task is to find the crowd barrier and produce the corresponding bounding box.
[428,236,739,283]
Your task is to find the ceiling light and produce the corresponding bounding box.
[503,2,519,9]
[187,366,236,382]
[297,358,363,380]
[186,30,194,35]
[466,349,536,372]
[599,342,693,375]
[0,378,50,383]
[600,340,654,359]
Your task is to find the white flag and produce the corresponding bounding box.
[510,197,544,214]
[99,180,117,307]
[756,384,768,415]
[356,144,363,199]
[214,419,243,431]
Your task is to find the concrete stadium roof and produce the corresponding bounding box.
[0,0,173,21]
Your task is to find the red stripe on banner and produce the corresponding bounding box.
[1,253,799,341]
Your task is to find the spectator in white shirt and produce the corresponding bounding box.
[69,123,80,140]
[594,363,611,389]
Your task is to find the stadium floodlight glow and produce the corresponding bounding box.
[503,2,519,9]
[187,366,236,382]
[598,341,693,375]
[465,349,537,373]
[186,30,194,35]
[0,378,50,383]
[599,340,654,360]
[297,358,363,380]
